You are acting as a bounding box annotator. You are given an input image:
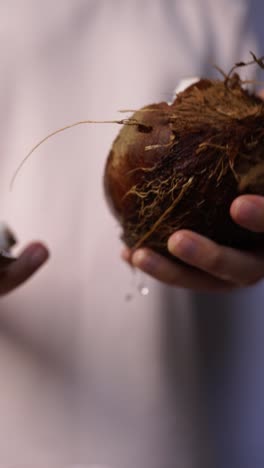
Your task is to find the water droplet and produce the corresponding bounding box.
[124,270,150,301]
[140,285,149,296]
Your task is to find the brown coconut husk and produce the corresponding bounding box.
[104,59,264,258]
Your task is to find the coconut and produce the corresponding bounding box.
[104,71,264,259]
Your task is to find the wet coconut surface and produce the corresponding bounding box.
[104,72,264,259]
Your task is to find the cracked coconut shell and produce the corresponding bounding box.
[104,75,264,259]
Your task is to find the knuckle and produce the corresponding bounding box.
[206,248,225,274]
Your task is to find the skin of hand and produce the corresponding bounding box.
[0,242,49,296]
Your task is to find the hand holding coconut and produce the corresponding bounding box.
[104,58,264,291]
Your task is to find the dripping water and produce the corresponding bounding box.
[125,269,149,301]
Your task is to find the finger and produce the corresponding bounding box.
[230,195,264,232]
[168,230,264,286]
[131,248,233,291]
[121,246,133,264]
[0,242,49,295]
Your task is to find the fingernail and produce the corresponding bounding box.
[234,199,259,223]
[132,249,157,273]
[168,233,196,259]
[30,247,49,268]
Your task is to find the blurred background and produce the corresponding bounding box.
[0,1,263,467]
